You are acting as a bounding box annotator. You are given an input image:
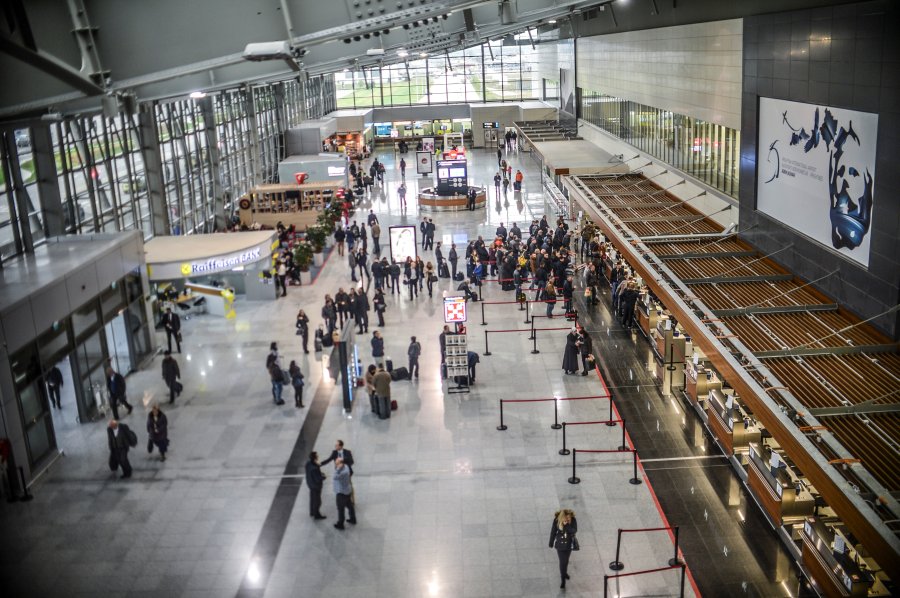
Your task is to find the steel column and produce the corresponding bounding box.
[136,107,169,237]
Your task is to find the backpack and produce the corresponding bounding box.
[126,427,138,448]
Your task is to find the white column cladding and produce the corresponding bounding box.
[576,19,743,130]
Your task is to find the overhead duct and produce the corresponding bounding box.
[498,0,516,25]
[463,8,476,32]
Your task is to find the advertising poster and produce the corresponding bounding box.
[389,225,417,264]
[756,97,877,267]
[443,296,468,324]
[422,137,435,152]
[416,151,433,175]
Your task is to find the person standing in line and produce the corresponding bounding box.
[356,247,370,287]
[295,309,310,354]
[371,330,385,369]
[398,183,407,209]
[332,457,356,530]
[106,366,133,419]
[562,274,575,314]
[549,509,578,589]
[162,307,182,353]
[306,452,327,520]
[399,157,406,177]
[321,296,337,335]
[543,281,557,318]
[107,419,135,479]
[146,403,169,461]
[449,244,459,279]
[348,250,358,283]
[373,364,392,419]
[355,289,370,333]
[288,360,305,408]
[373,288,387,327]
[407,336,421,380]
[364,364,378,414]
[321,439,354,473]
[434,242,444,274]
[46,365,63,409]
[161,350,181,404]
[335,288,351,327]
[424,218,435,250]
[578,329,594,376]
[268,361,285,405]
[420,218,428,249]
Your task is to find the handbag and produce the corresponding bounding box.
[429,274,438,283]
[572,537,580,551]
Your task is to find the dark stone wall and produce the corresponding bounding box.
[739,1,900,338]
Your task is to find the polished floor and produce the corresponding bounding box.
[0,145,793,598]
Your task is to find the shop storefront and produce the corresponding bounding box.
[144,231,279,319]
[0,232,153,490]
[372,118,472,141]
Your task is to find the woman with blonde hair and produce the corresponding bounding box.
[543,281,557,318]
[548,508,578,589]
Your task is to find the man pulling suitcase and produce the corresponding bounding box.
[372,364,392,419]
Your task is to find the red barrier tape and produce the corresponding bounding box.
[558,395,611,401]
[574,448,633,454]
[566,419,622,426]
[485,327,569,333]
[480,300,543,305]
[501,398,556,403]
[606,564,683,580]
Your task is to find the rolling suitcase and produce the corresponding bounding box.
[439,263,450,278]
[378,395,390,419]
[385,357,393,372]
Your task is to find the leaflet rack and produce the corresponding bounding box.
[445,332,470,395]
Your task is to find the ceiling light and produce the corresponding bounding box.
[549,19,557,24]
[189,91,206,99]
[420,52,428,57]
[398,50,409,57]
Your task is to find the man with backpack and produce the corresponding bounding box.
[107,419,137,479]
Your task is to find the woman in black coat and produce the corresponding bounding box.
[288,360,305,408]
[562,328,580,374]
[549,509,578,589]
[147,403,169,461]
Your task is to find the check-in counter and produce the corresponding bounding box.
[706,389,761,456]
[652,317,687,396]
[747,442,816,525]
[685,360,721,405]
[636,294,661,340]
[800,517,877,598]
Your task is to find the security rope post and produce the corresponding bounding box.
[484,330,491,356]
[551,398,562,430]
[606,398,616,426]
[629,449,642,485]
[480,301,486,326]
[603,575,610,598]
[531,328,540,354]
[568,449,580,484]
[559,422,570,455]
[496,400,507,431]
[609,528,624,570]
[679,563,687,598]
[524,301,531,324]
[618,418,628,451]
[669,526,681,566]
[528,313,536,340]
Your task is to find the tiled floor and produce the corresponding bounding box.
[1,145,735,598]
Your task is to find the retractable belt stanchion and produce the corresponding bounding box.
[481,302,486,326]
[608,526,681,571]
[630,449,642,485]
[484,330,491,356]
[558,418,624,456]
[551,398,561,430]
[603,565,687,598]
[497,400,507,431]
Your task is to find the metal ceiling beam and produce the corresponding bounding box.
[619,214,705,223]
[754,344,899,359]
[810,403,900,417]
[660,250,756,260]
[0,37,104,96]
[682,274,794,285]
[710,303,839,317]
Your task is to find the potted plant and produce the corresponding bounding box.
[306,225,327,266]
[317,212,335,246]
[293,242,314,285]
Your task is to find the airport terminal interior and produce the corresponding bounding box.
[0,1,897,597]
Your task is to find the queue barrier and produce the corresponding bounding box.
[483,327,569,356]
[603,564,687,598]
[559,418,626,456]
[496,395,610,431]
[609,526,682,571]
[568,447,641,486]
[478,298,545,326]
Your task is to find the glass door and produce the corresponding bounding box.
[18,382,55,467]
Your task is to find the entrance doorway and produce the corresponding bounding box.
[484,129,498,147]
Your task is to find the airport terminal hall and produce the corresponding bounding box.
[1,1,899,597]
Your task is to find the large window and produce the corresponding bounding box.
[335,41,540,109]
[580,90,740,198]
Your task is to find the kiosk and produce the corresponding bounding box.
[417,156,487,211]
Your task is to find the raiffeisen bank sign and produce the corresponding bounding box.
[184,248,261,275]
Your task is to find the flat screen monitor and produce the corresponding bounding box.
[449,167,466,178]
[437,168,450,179]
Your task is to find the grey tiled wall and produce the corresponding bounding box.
[739,1,900,339]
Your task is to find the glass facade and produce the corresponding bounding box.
[335,40,540,109]
[579,90,740,198]
[0,76,331,264]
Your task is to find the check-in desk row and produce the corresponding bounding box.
[684,359,721,406]
[747,442,816,526]
[801,517,881,597]
[650,316,690,397]
[705,389,761,457]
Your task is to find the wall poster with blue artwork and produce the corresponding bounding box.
[756,97,877,268]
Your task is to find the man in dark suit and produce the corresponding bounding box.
[106,366,133,419]
[578,329,594,376]
[320,439,354,475]
[107,419,134,478]
[46,365,64,409]
[161,351,181,404]
[162,307,182,353]
[305,452,327,520]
